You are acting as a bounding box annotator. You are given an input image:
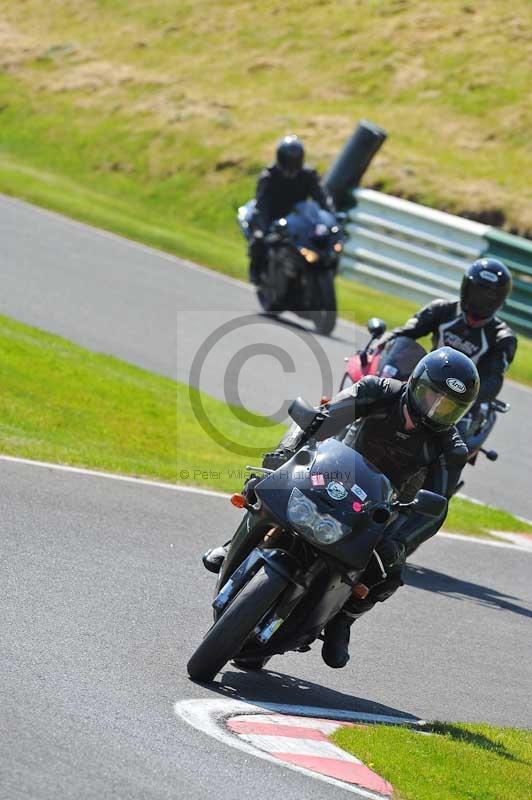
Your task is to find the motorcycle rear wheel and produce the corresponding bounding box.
[186,565,288,683]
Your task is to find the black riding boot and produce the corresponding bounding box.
[202,478,261,573]
[202,545,228,574]
[322,573,404,669]
[322,612,358,668]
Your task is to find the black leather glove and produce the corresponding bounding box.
[242,475,260,504]
[262,448,294,471]
[375,331,396,352]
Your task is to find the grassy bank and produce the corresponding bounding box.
[1,0,531,231]
[332,721,532,800]
[445,497,532,539]
[1,313,530,541]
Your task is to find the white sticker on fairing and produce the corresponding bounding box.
[446,377,466,393]
[326,481,348,501]
[351,483,368,501]
[479,269,498,283]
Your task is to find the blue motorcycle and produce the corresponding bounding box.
[238,199,344,336]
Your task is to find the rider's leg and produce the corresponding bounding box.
[322,507,446,668]
[249,236,267,285]
[321,571,403,668]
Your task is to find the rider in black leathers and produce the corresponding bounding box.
[204,348,480,669]
[248,135,335,284]
[378,258,517,407]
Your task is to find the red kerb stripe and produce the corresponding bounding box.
[272,753,393,795]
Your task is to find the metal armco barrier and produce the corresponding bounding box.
[340,188,532,335]
[483,229,532,334]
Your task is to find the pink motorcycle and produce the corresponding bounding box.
[340,317,426,390]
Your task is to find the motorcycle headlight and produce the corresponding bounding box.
[299,247,319,264]
[287,487,350,544]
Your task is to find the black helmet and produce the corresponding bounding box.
[405,347,479,432]
[276,135,304,177]
[460,258,512,323]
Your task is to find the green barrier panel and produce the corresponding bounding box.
[483,228,532,336]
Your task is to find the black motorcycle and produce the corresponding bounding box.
[187,398,445,683]
[238,199,343,336]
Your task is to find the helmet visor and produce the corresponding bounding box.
[464,282,502,319]
[412,377,474,427]
[278,147,304,176]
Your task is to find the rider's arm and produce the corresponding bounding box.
[315,376,401,439]
[425,429,469,499]
[267,376,400,465]
[307,169,335,212]
[384,299,452,344]
[476,333,517,403]
[392,429,467,554]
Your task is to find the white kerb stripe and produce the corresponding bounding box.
[237,733,359,760]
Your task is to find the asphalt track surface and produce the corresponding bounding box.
[1,193,531,517]
[2,460,531,800]
[1,194,532,797]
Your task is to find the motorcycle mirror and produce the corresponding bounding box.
[412,490,447,518]
[367,317,387,338]
[288,397,320,431]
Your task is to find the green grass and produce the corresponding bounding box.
[0,314,284,491]
[1,2,532,385]
[1,0,530,231]
[445,496,532,538]
[332,721,532,800]
[1,312,531,541]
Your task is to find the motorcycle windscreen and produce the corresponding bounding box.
[379,336,426,381]
[255,439,394,569]
[284,200,334,248]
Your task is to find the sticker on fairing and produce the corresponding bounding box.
[311,474,325,487]
[351,483,368,501]
[326,481,348,501]
[446,377,466,393]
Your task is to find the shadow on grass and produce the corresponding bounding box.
[404,564,532,620]
[431,722,524,764]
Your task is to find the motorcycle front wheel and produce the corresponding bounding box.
[186,565,288,683]
[311,271,336,336]
[256,287,278,317]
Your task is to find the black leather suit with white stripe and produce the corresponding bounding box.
[387,299,517,403]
